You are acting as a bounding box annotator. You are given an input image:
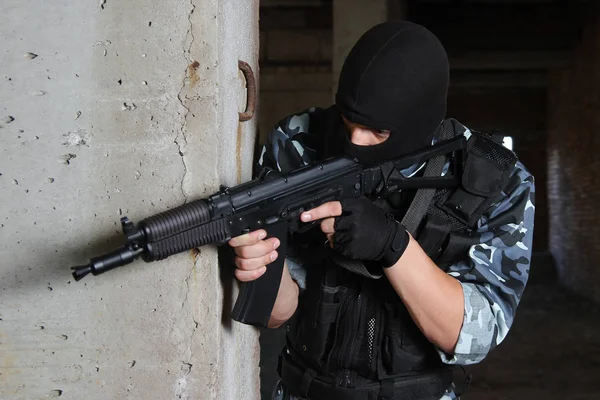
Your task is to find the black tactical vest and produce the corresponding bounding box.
[279,119,518,400]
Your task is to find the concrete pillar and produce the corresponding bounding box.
[0,1,260,399]
[332,0,391,95]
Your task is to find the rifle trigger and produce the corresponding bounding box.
[297,220,318,234]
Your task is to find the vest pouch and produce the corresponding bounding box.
[436,231,477,267]
[417,214,451,262]
[291,279,347,373]
[380,302,432,379]
[441,133,516,227]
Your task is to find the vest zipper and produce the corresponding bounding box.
[341,293,362,387]
[346,293,362,367]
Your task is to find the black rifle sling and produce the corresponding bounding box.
[331,121,455,279]
[401,121,455,235]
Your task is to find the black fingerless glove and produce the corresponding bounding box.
[332,197,410,268]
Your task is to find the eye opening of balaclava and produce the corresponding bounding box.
[334,21,449,165]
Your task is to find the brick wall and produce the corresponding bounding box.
[259,6,334,144]
[258,65,333,144]
[448,87,548,251]
[548,5,600,303]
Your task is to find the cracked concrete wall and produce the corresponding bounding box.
[0,0,260,399]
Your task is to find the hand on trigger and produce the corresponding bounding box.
[301,197,409,268]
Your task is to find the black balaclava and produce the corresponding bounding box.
[334,21,449,164]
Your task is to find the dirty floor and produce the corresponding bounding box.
[463,281,600,400]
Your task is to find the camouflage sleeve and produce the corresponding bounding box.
[437,160,535,365]
[256,108,323,289]
[257,108,321,174]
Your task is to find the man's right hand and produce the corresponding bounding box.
[228,229,281,282]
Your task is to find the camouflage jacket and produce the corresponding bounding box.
[259,107,535,400]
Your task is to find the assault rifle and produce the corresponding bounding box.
[71,137,465,327]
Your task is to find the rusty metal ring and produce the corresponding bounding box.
[238,60,256,122]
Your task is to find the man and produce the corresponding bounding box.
[229,21,535,400]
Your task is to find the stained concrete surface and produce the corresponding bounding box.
[0,1,260,399]
[260,260,600,400]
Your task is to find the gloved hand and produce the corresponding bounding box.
[331,197,410,268]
